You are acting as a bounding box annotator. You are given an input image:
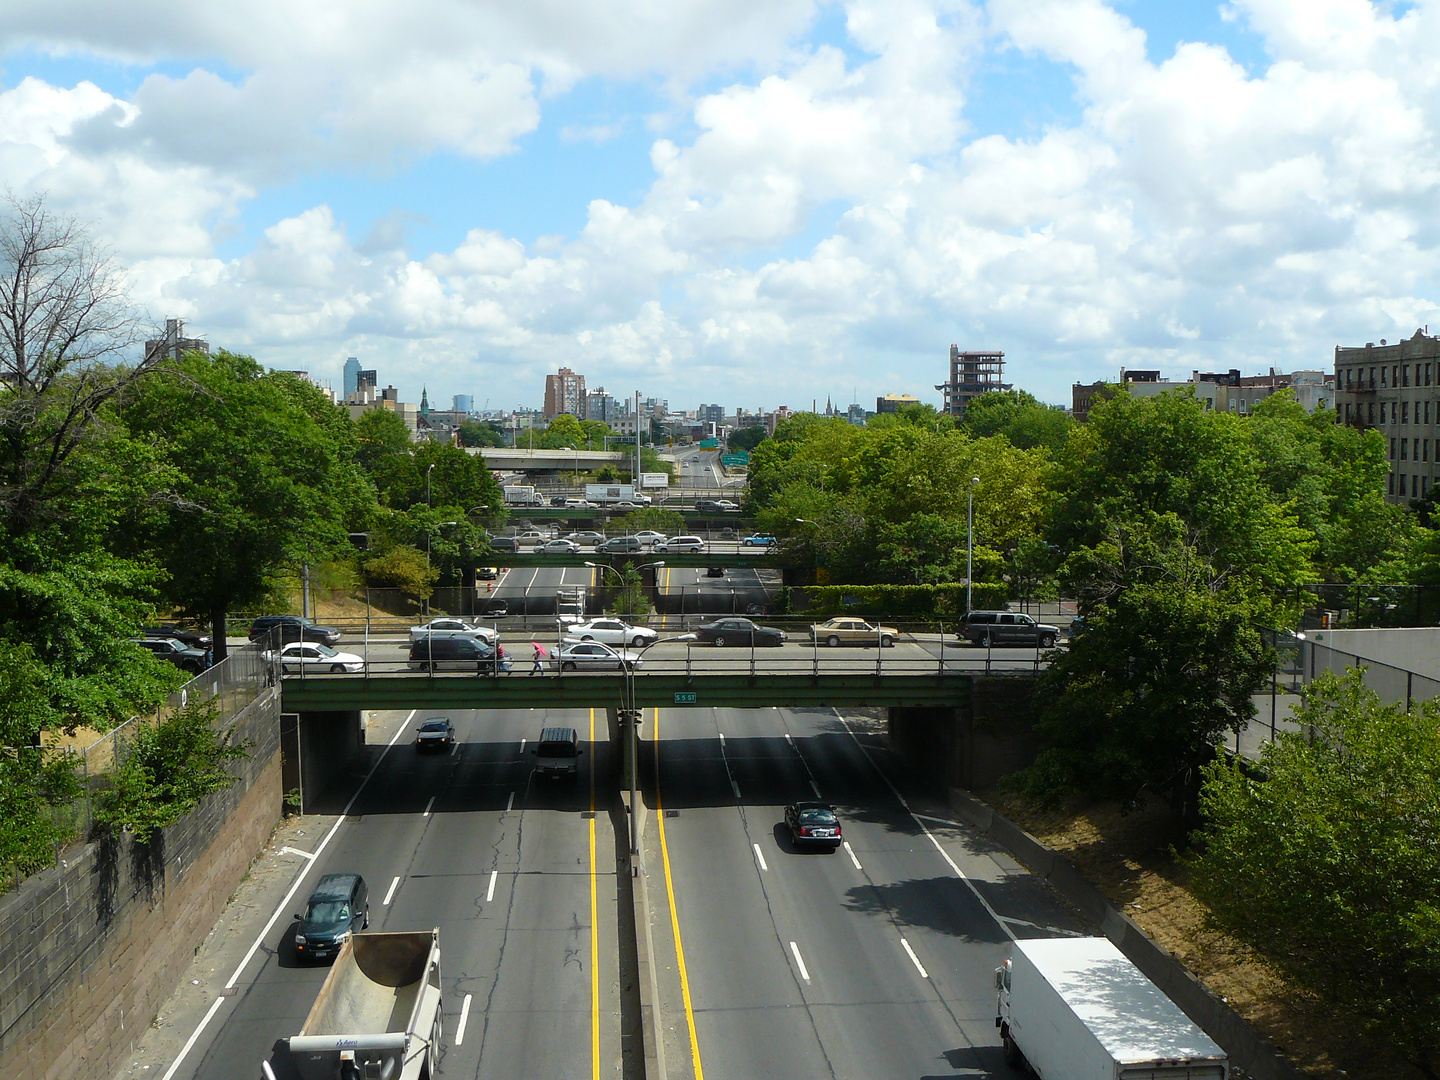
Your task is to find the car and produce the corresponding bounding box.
[810,617,899,648]
[488,536,520,553]
[563,497,593,508]
[133,636,209,674]
[566,531,606,546]
[535,538,581,553]
[408,636,508,671]
[409,618,498,647]
[705,566,725,577]
[267,641,366,674]
[713,499,740,511]
[143,623,212,650]
[597,535,643,553]
[415,717,456,750]
[480,598,509,616]
[693,499,721,512]
[248,614,341,646]
[689,617,787,647]
[741,534,776,547]
[549,641,644,671]
[532,726,582,782]
[654,536,704,552]
[565,617,659,648]
[515,530,547,544]
[959,610,1061,648]
[476,566,498,581]
[293,873,368,962]
[745,603,769,617]
[609,500,641,511]
[784,802,842,849]
[633,530,668,546]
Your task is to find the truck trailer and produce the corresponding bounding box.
[281,929,443,1080]
[995,936,1227,1079]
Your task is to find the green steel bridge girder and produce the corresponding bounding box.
[280,672,974,713]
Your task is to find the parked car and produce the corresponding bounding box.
[408,636,508,671]
[415,717,455,751]
[958,610,1060,648]
[267,641,366,674]
[784,802,842,850]
[565,617,658,648]
[293,873,368,962]
[409,618,498,647]
[248,614,341,647]
[133,636,209,674]
[535,538,581,553]
[488,536,520,553]
[654,536,704,552]
[688,617,787,647]
[143,623,212,650]
[566,531,606,546]
[549,641,644,671]
[810,617,899,647]
[597,536,643,553]
[741,534,776,547]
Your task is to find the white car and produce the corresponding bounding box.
[550,641,644,671]
[409,618,498,647]
[266,642,365,674]
[565,618,659,648]
[713,499,739,511]
[654,536,704,552]
[633,530,668,545]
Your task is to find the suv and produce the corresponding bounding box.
[655,536,704,552]
[532,726,581,782]
[408,636,505,671]
[293,873,369,962]
[959,611,1060,648]
[248,615,341,647]
[488,536,520,553]
[133,637,209,674]
[597,536,642,554]
[693,499,721,512]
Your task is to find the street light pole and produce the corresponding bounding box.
[967,476,979,614]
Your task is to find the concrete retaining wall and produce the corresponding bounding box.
[0,689,282,1080]
[888,676,1040,790]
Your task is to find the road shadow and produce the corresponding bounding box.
[840,875,1012,944]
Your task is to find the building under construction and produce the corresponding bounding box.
[937,346,1008,418]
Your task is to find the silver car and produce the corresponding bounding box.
[549,642,644,671]
[535,538,582,553]
[409,618,498,646]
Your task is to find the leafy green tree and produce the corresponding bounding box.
[960,390,1075,453]
[457,419,505,447]
[537,413,587,449]
[120,352,360,658]
[360,544,437,595]
[1189,670,1440,1078]
[728,426,767,452]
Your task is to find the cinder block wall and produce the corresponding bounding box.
[0,690,281,1080]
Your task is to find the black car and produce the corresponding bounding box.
[705,566,725,578]
[294,873,369,962]
[690,617,787,647]
[415,717,456,750]
[597,536,642,553]
[784,801,842,849]
[958,610,1060,649]
[248,615,341,647]
[693,499,722,512]
[133,636,209,674]
[489,536,520,553]
[143,623,212,650]
[408,637,506,671]
[550,495,569,506]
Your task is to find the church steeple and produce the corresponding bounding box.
[420,386,430,418]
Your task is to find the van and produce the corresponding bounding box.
[408,637,507,672]
[533,726,582,782]
[959,610,1060,648]
[656,535,704,552]
[294,873,369,962]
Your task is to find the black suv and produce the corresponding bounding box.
[958,611,1060,648]
[488,536,520,553]
[293,873,368,962]
[248,615,341,647]
[693,499,722,512]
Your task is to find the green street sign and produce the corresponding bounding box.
[673,691,697,704]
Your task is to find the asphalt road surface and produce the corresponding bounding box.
[644,705,1089,1080]
[177,707,622,1080]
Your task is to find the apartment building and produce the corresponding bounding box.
[543,366,586,419]
[1334,329,1440,503]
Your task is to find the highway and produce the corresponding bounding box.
[643,705,1089,1079]
[179,707,623,1080]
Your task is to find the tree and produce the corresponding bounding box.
[728,426,767,452]
[537,413,587,450]
[120,352,359,659]
[457,419,504,447]
[1189,670,1440,1078]
[960,390,1074,453]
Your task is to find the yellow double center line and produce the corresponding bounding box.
[654,707,705,1079]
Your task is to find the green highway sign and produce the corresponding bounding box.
[673,691,697,704]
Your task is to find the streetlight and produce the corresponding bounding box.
[426,463,435,507]
[967,476,979,614]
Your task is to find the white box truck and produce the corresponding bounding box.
[503,484,544,506]
[585,483,651,506]
[281,929,444,1080]
[995,937,1227,1079]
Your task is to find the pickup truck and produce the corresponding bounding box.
[279,929,444,1080]
[996,936,1227,1079]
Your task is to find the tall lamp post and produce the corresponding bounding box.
[586,559,665,865]
[966,476,979,614]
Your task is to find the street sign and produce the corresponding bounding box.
[673,691,697,704]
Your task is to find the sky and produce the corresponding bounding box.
[2,0,1438,413]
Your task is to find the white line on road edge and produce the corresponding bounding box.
[519,737,526,754]
[718,732,725,744]
[486,870,497,902]
[279,846,314,860]
[784,733,794,746]
[160,708,417,1080]
[753,843,768,872]
[809,780,822,798]
[455,993,473,1045]
[423,796,436,817]
[834,710,1015,944]
[731,780,741,798]
[842,841,862,870]
[900,937,929,978]
[506,791,515,812]
[451,742,460,757]
[789,941,811,982]
[383,876,400,905]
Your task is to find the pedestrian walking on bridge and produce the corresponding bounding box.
[529,641,547,675]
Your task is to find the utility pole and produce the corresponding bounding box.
[634,389,642,484]
[967,476,979,614]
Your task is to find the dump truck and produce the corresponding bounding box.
[282,929,443,1080]
[995,936,1227,1079]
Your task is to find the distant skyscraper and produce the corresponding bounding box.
[453,394,473,414]
[544,367,587,419]
[343,356,361,398]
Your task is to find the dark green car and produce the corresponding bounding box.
[294,873,369,962]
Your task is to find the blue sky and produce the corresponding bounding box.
[1,0,1436,412]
